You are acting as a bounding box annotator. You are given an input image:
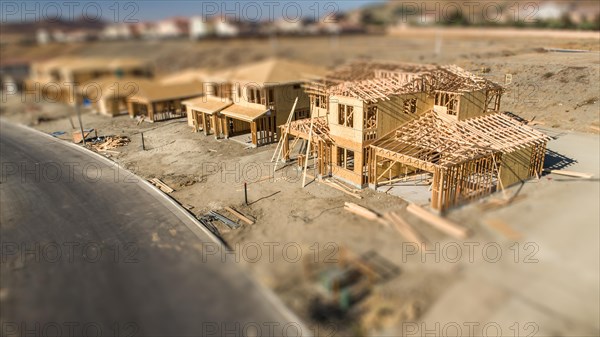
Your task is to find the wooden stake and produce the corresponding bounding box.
[302,115,315,188]
[272,97,298,172]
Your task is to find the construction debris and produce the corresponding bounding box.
[149,178,174,193]
[383,212,427,246]
[208,210,240,229]
[72,129,97,143]
[479,194,527,210]
[90,135,131,152]
[305,247,400,315]
[224,206,254,225]
[197,215,220,236]
[406,203,470,239]
[543,169,593,179]
[344,202,426,246]
[485,218,523,241]
[344,202,385,224]
[324,179,362,199]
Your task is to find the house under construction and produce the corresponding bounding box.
[26,57,153,105]
[182,58,326,147]
[279,60,549,212]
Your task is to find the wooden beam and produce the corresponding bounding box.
[323,180,362,199]
[406,203,470,239]
[383,211,427,247]
[224,206,254,225]
[543,169,593,179]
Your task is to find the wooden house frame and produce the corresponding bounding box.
[182,58,326,147]
[127,81,203,122]
[78,76,153,116]
[279,60,548,210]
[369,110,549,212]
[27,57,153,105]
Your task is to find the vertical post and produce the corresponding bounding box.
[302,116,315,188]
[244,182,248,205]
[141,132,145,151]
[75,95,86,146]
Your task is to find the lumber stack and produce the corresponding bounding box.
[344,202,426,246]
[91,136,131,152]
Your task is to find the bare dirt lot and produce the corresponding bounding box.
[2,33,599,336]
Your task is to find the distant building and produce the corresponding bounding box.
[214,19,239,38]
[101,24,133,40]
[131,22,159,39]
[36,29,50,45]
[156,17,190,39]
[27,57,153,105]
[273,18,304,35]
[1,58,30,92]
[189,16,213,39]
[536,2,567,21]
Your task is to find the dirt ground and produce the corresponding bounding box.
[1,33,599,336]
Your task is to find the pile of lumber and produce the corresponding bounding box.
[344,202,471,243]
[91,136,130,152]
[344,202,426,246]
[383,211,427,246]
[149,178,174,193]
[406,204,470,239]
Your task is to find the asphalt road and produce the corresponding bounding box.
[0,121,305,337]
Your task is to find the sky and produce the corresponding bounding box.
[1,1,386,23]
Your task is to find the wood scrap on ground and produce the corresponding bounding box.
[406,204,470,239]
[149,178,174,193]
[479,194,527,210]
[224,206,254,225]
[72,129,97,143]
[91,135,131,152]
[543,169,593,179]
[324,179,362,199]
[344,202,381,223]
[344,203,426,247]
[383,212,427,247]
[485,218,523,241]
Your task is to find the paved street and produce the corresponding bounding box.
[0,121,304,337]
